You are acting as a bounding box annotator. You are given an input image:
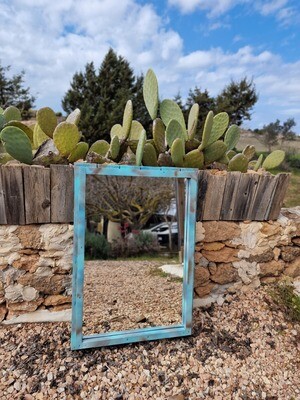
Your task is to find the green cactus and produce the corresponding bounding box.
[143,69,159,120]
[166,119,185,149]
[66,108,81,125]
[33,124,49,149]
[226,150,236,160]
[0,107,4,114]
[199,111,214,150]
[153,118,166,153]
[160,99,186,134]
[224,125,240,150]
[122,100,133,140]
[89,140,110,156]
[228,153,248,172]
[143,143,158,166]
[157,153,173,167]
[129,120,144,140]
[53,122,80,157]
[136,129,146,166]
[207,112,229,145]
[183,149,204,169]
[109,135,120,160]
[217,154,229,165]
[187,104,199,140]
[0,153,13,164]
[0,126,33,164]
[242,145,256,161]
[203,140,227,165]
[171,138,184,167]
[33,139,66,166]
[110,124,124,139]
[0,114,6,130]
[262,150,285,170]
[5,121,33,143]
[68,142,89,162]
[185,139,201,153]
[36,107,57,138]
[254,154,264,171]
[3,106,21,123]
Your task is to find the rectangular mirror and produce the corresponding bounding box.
[71,164,198,350]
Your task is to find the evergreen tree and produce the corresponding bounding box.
[0,63,35,119]
[215,78,258,126]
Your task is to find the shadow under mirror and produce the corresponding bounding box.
[82,175,185,336]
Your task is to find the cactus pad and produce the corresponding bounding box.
[136,129,146,166]
[160,99,186,133]
[143,143,158,166]
[122,100,133,139]
[143,69,159,120]
[183,149,204,169]
[110,135,120,160]
[171,138,184,167]
[33,124,49,149]
[166,119,185,150]
[187,104,199,140]
[185,139,201,153]
[208,112,229,145]
[0,114,5,130]
[66,108,81,125]
[242,145,256,161]
[89,140,110,156]
[0,107,3,114]
[203,140,227,165]
[153,118,166,153]
[110,124,124,139]
[254,154,264,171]
[262,150,285,170]
[36,107,57,138]
[68,142,89,162]
[53,122,80,157]
[0,126,33,164]
[3,106,21,122]
[226,150,236,160]
[0,153,13,164]
[228,153,248,172]
[199,111,214,150]
[224,125,240,150]
[5,121,34,143]
[129,120,144,140]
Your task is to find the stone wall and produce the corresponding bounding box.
[194,207,300,307]
[0,224,73,322]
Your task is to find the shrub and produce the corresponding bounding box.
[85,230,110,259]
[110,232,160,258]
[269,282,300,323]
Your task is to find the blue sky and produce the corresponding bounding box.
[1,0,300,131]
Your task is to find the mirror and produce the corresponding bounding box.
[71,164,197,350]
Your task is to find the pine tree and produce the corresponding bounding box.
[0,63,35,119]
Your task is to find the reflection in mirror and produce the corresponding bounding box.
[82,175,185,336]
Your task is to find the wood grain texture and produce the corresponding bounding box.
[220,172,241,220]
[23,166,50,224]
[268,173,290,220]
[231,173,261,221]
[196,170,208,221]
[251,174,278,220]
[0,165,25,225]
[50,165,74,223]
[202,173,227,220]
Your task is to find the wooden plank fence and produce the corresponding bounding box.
[0,165,290,225]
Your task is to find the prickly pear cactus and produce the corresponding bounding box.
[122,100,133,140]
[33,124,49,149]
[3,106,21,123]
[183,149,204,169]
[160,99,186,133]
[143,143,158,166]
[153,118,166,153]
[242,145,256,161]
[66,109,81,125]
[254,154,264,171]
[171,138,184,167]
[208,112,229,145]
[0,114,5,130]
[129,120,144,140]
[228,153,248,172]
[203,140,227,165]
[5,121,33,143]
[110,135,120,160]
[0,126,33,164]
[226,150,236,160]
[166,119,186,149]
[68,142,89,162]
[89,140,110,156]
[262,150,285,170]
[110,124,123,139]
[199,111,214,150]
[187,104,199,140]
[224,125,240,150]
[143,69,159,120]
[136,130,146,166]
[36,107,57,138]
[0,107,3,114]
[185,139,201,153]
[0,153,13,164]
[53,122,80,157]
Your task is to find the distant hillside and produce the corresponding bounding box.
[237,130,300,153]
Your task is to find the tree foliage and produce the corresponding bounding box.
[256,118,297,152]
[0,63,35,119]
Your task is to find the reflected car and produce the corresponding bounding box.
[142,222,178,246]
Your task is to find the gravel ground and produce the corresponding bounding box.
[0,261,300,399]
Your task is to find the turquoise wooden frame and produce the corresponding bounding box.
[71,163,198,350]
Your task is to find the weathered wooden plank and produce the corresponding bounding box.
[220,172,241,220]
[50,165,74,223]
[251,174,278,220]
[231,173,261,221]
[175,178,185,249]
[0,167,7,224]
[267,173,290,220]
[0,165,25,224]
[196,170,209,221]
[202,173,227,220]
[23,166,51,224]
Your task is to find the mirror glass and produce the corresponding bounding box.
[82,175,185,336]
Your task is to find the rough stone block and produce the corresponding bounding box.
[202,221,241,243]
[259,260,285,277]
[202,247,239,263]
[210,263,239,284]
